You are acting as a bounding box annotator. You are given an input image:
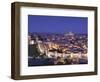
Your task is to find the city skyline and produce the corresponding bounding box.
[28,15,88,34]
[28,15,88,66]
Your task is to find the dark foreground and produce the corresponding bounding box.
[28,57,88,66]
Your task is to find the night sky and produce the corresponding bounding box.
[28,15,88,34]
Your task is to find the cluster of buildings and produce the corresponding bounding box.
[28,32,88,64]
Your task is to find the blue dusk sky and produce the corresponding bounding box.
[28,15,88,34]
